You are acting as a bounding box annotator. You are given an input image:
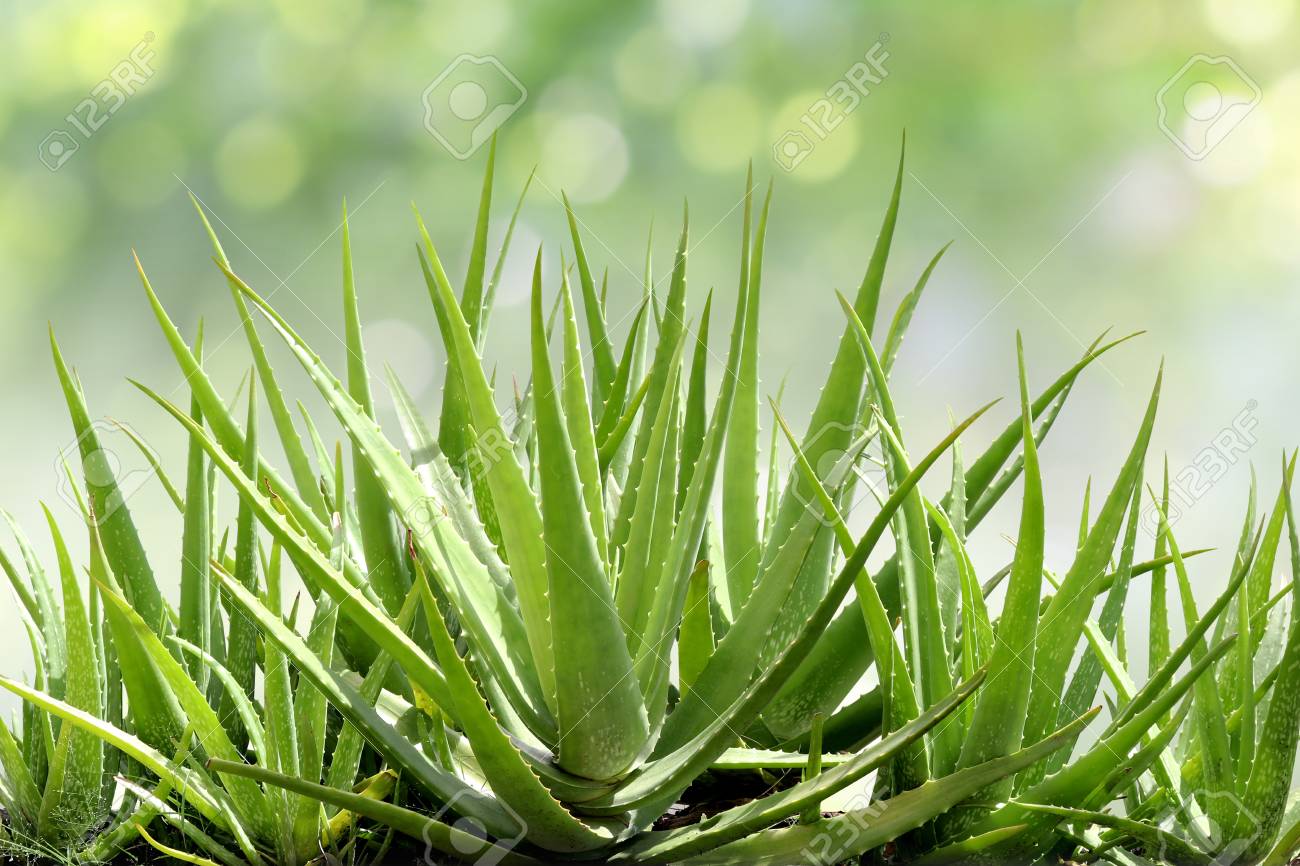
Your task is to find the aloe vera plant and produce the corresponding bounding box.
[2,139,1299,865]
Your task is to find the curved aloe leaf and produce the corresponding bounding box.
[947,334,1045,823]
[416,561,617,852]
[527,255,649,780]
[415,227,557,710]
[136,381,455,715]
[340,202,410,615]
[589,401,993,817]
[207,758,543,866]
[49,329,165,634]
[0,677,226,824]
[620,671,987,863]
[721,168,760,606]
[646,709,1094,866]
[208,560,524,840]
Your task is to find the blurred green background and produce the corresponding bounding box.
[3,0,1299,687]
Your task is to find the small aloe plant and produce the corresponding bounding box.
[2,138,1299,865]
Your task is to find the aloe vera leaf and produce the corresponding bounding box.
[326,588,424,801]
[977,637,1236,853]
[679,560,715,694]
[656,421,870,757]
[220,265,553,738]
[169,637,266,764]
[135,822,228,866]
[95,581,274,838]
[1019,365,1161,783]
[764,336,1125,742]
[610,205,689,557]
[0,717,40,827]
[137,382,455,714]
[289,556,341,854]
[636,224,770,733]
[909,825,1031,866]
[49,329,165,634]
[761,376,788,547]
[416,563,616,852]
[209,560,522,838]
[680,291,713,505]
[709,745,851,772]
[480,162,534,340]
[880,241,950,376]
[591,402,993,817]
[0,544,41,633]
[558,268,609,568]
[386,376,548,728]
[842,292,959,774]
[110,418,185,512]
[414,228,556,709]
[595,301,650,441]
[1247,459,1293,626]
[964,330,1140,514]
[34,508,103,840]
[605,234,655,490]
[598,373,652,474]
[950,335,1045,811]
[932,426,967,660]
[953,495,993,697]
[1264,806,1300,866]
[139,259,341,578]
[625,673,985,864]
[0,678,225,825]
[754,143,904,658]
[721,169,761,605]
[614,340,684,651]
[1,512,64,697]
[527,255,649,779]
[189,196,329,522]
[643,709,1093,866]
[79,518,186,759]
[220,378,261,750]
[1013,803,1213,866]
[1238,469,1300,859]
[1155,501,1235,830]
[563,191,617,410]
[340,202,410,615]
[207,758,543,865]
[1048,478,1144,776]
[178,322,212,685]
[769,399,925,789]
[1237,536,1258,791]
[1150,457,1173,708]
[386,363,535,626]
[438,138,496,480]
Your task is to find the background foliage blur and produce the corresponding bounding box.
[2,0,1300,684]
